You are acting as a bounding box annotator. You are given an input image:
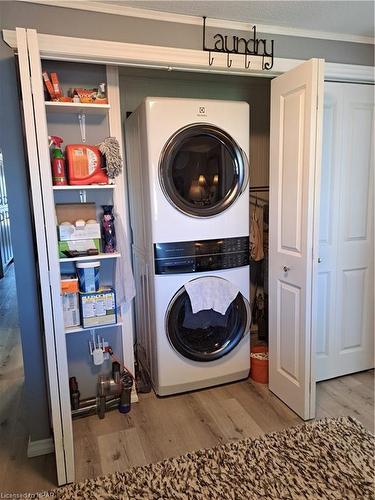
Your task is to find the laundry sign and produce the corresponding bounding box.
[202,16,274,70]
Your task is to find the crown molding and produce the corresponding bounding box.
[21,0,375,45]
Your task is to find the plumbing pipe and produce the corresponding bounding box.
[71,396,120,419]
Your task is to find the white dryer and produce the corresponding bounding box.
[126,97,249,244]
[144,237,251,396]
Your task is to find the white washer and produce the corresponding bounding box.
[125,98,251,396]
[152,266,250,396]
[126,97,249,244]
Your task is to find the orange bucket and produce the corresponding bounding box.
[250,345,269,384]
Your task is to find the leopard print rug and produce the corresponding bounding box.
[52,416,374,499]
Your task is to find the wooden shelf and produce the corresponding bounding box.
[45,101,110,114]
[53,185,115,191]
[65,321,123,335]
[59,252,121,263]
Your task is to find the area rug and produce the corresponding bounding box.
[52,417,374,499]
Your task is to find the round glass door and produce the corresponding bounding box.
[159,124,248,218]
[166,283,249,362]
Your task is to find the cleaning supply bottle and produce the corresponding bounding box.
[49,135,67,185]
[65,144,108,185]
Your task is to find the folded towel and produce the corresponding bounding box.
[185,277,240,315]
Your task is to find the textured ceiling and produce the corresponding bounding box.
[109,1,374,37]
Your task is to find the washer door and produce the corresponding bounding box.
[159,124,248,218]
[166,281,250,362]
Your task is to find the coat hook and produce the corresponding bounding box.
[245,54,251,69]
[208,51,214,66]
[227,52,232,68]
[78,112,86,143]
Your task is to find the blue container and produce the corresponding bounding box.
[76,261,100,292]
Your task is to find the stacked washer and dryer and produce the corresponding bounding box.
[126,98,250,396]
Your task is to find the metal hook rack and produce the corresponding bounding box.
[202,16,274,71]
[226,53,232,68]
[78,112,86,143]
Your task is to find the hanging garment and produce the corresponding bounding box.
[184,277,239,315]
[114,213,136,305]
[250,205,264,261]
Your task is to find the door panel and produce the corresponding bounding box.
[26,28,75,483]
[269,58,324,420]
[341,268,367,350]
[344,105,372,240]
[278,281,301,382]
[15,28,67,485]
[316,82,374,381]
[279,90,305,254]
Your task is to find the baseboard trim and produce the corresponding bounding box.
[27,436,55,458]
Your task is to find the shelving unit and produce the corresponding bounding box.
[53,184,115,191]
[45,101,110,114]
[16,30,136,486]
[65,321,123,335]
[59,252,121,263]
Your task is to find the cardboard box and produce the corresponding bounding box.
[56,203,101,241]
[80,288,117,328]
[62,293,80,328]
[61,274,79,293]
[61,275,80,328]
[56,203,97,224]
[58,239,100,258]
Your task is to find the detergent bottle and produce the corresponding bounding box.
[65,144,108,185]
[49,136,67,185]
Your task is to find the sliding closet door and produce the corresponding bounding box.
[316,82,374,381]
[269,59,324,420]
[16,28,68,485]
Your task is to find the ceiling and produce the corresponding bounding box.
[108,1,374,38]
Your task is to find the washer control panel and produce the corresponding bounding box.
[154,236,249,275]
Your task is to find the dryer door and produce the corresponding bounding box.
[159,124,248,218]
[166,278,250,362]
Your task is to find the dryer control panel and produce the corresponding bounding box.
[154,236,249,275]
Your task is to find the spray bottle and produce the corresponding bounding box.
[49,135,67,185]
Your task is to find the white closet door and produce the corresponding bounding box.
[15,28,67,485]
[269,59,324,420]
[316,82,374,381]
[26,29,75,483]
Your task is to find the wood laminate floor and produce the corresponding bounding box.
[0,267,373,493]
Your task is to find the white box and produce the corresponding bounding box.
[58,222,101,241]
[62,292,80,328]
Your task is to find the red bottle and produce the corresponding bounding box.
[49,136,67,185]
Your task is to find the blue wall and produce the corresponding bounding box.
[0,6,51,440]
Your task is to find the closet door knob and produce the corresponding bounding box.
[283,265,290,272]
[318,257,322,263]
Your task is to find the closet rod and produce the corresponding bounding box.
[250,185,269,192]
[250,195,268,206]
